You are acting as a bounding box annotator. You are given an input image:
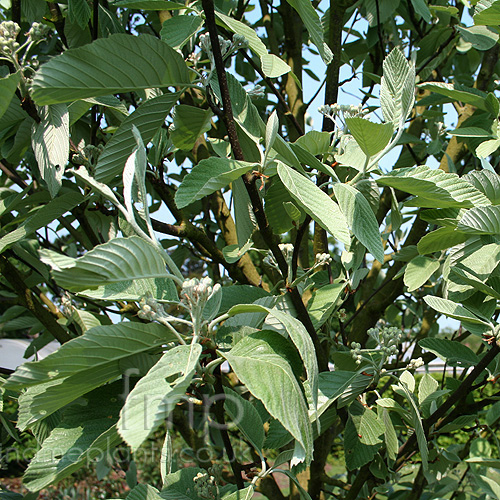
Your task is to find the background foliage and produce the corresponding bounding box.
[2,0,500,499]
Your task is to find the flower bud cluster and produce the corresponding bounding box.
[407,357,424,370]
[336,308,347,322]
[181,277,220,309]
[368,325,402,356]
[280,243,294,263]
[27,22,50,42]
[247,84,266,99]
[0,21,20,56]
[138,296,167,322]
[351,341,363,365]
[314,252,332,267]
[199,32,248,61]
[318,103,367,121]
[193,471,217,499]
[73,144,104,168]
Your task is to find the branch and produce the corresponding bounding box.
[202,0,327,370]
[0,254,72,344]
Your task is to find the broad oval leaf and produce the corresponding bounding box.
[95,92,179,183]
[175,158,257,209]
[403,255,440,291]
[463,169,500,205]
[333,183,384,263]
[118,344,202,451]
[0,72,21,120]
[32,104,70,197]
[377,165,491,208]
[5,322,179,390]
[23,384,122,491]
[170,105,213,151]
[423,295,491,326]
[50,236,177,300]
[458,205,500,235]
[223,331,313,465]
[31,34,190,105]
[418,338,479,368]
[160,15,203,50]
[345,118,394,158]
[278,162,350,244]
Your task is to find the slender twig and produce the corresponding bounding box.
[291,215,311,281]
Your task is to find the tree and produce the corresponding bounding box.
[1,0,500,498]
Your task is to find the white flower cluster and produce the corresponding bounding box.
[27,22,49,42]
[407,357,424,370]
[279,243,294,262]
[368,325,403,356]
[181,276,220,308]
[138,296,167,322]
[193,471,217,499]
[0,21,20,56]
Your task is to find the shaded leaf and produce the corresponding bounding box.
[175,158,256,208]
[404,255,440,291]
[345,118,394,158]
[118,344,201,451]
[0,72,21,121]
[31,34,190,105]
[418,338,479,368]
[160,15,203,50]
[170,105,213,151]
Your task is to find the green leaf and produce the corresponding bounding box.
[377,165,491,208]
[418,338,479,368]
[344,415,380,471]
[448,126,493,137]
[333,183,384,263]
[0,72,20,121]
[458,205,500,235]
[112,0,189,9]
[417,226,469,254]
[465,457,500,467]
[22,385,122,491]
[224,387,265,452]
[380,48,415,128]
[418,373,439,405]
[397,382,428,470]
[476,138,500,158]
[265,179,297,234]
[227,304,318,415]
[32,104,69,197]
[51,236,177,300]
[170,105,213,151]
[294,131,332,156]
[31,34,190,105]
[95,92,179,182]
[403,255,440,291]
[224,331,313,466]
[345,118,394,158]
[175,158,256,209]
[215,11,291,78]
[160,15,203,50]
[410,0,432,22]
[463,169,500,205]
[68,0,92,29]
[450,266,500,299]
[423,295,490,326]
[0,191,85,254]
[474,0,500,25]
[420,207,464,227]
[457,25,499,50]
[307,283,344,329]
[382,409,398,460]
[278,163,350,245]
[265,110,279,152]
[118,344,201,451]
[285,0,332,64]
[126,484,163,500]
[5,321,179,390]
[223,241,253,264]
[418,82,488,111]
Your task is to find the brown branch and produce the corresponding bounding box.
[202,0,327,371]
[0,254,72,344]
